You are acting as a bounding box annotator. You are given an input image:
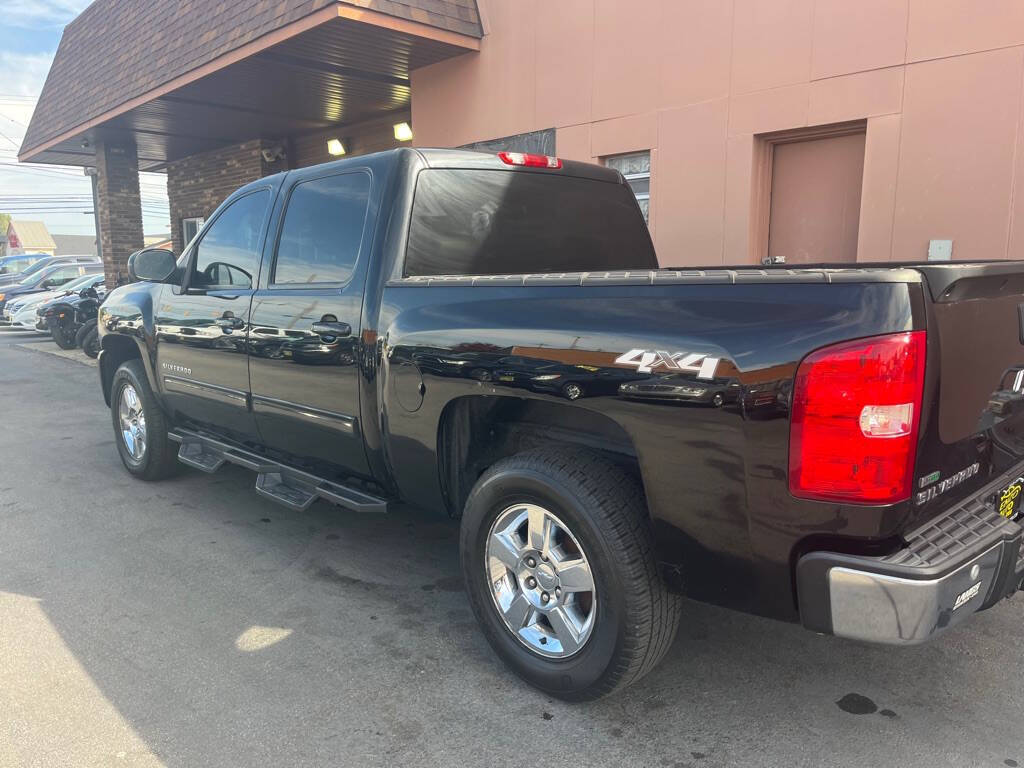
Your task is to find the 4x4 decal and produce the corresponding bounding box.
[614,349,720,379]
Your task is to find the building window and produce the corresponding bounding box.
[604,152,650,223]
[181,217,205,248]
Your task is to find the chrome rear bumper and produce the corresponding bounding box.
[797,478,1024,645]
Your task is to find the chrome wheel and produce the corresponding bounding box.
[563,382,583,401]
[486,503,597,658]
[118,384,147,462]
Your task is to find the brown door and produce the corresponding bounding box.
[767,131,866,264]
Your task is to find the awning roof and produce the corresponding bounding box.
[20,0,481,170]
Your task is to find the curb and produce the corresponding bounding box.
[14,341,98,368]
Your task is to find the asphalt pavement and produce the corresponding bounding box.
[1,331,1022,768]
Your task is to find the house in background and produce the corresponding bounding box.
[6,220,56,257]
[52,234,98,257]
[144,233,173,251]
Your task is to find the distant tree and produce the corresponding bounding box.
[0,213,9,233]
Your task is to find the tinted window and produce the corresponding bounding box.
[39,266,84,287]
[191,190,269,289]
[59,274,99,292]
[405,169,657,277]
[18,259,54,278]
[273,172,370,285]
[0,257,35,274]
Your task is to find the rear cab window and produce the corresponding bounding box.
[404,169,657,276]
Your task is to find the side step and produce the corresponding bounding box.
[169,428,388,514]
[255,473,317,511]
[177,441,225,473]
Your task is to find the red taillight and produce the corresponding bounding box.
[497,151,562,169]
[789,331,926,504]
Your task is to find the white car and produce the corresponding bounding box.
[4,273,105,328]
[12,304,43,329]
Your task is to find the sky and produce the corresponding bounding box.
[0,0,170,238]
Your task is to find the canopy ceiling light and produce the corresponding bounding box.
[393,122,413,142]
[327,138,346,156]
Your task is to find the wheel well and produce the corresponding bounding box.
[99,334,142,406]
[438,395,641,517]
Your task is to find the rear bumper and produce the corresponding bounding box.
[797,475,1024,645]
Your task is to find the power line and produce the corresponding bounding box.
[0,113,28,128]
[0,129,22,150]
[0,162,169,189]
[0,196,169,203]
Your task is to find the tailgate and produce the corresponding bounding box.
[913,262,1024,522]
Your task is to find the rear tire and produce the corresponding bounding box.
[76,321,99,358]
[460,448,681,701]
[110,359,180,480]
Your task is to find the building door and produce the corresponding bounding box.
[248,167,373,478]
[767,131,866,264]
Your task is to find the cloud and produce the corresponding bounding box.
[0,51,56,98]
[0,0,94,28]
[0,2,168,236]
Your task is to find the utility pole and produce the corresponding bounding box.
[84,167,102,261]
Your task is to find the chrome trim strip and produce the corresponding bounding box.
[162,374,247,403]
[251,394,356,435]
[386,267,924,288]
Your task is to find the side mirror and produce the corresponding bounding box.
[129,248,177,283]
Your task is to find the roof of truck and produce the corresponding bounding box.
[414,148,622,183]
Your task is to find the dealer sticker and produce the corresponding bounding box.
[997,476,1024,519]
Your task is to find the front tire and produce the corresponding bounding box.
[51,319,78,349]
[110,359,179,480]
[460,448,681,701]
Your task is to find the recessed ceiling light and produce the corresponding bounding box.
[393,122,413,142]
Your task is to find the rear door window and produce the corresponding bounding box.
[272,172,370,286]
[405,169,656,276]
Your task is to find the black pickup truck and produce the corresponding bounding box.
[97,147,1024,700]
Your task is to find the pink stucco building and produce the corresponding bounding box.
[21,0,1024,278]
[413,1,1024,266]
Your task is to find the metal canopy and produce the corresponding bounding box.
[26,15,476,172]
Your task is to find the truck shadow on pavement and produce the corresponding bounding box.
[5,455,1024,768]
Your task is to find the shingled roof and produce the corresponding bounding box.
[21,0,482,159]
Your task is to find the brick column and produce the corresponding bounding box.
[95,138,144,288]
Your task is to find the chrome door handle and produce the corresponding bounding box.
[311,321,351,338]
[215,315,245,330]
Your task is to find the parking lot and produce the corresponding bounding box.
[1,330,1022,768]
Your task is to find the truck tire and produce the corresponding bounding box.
[460,448,681,701]
[51,319,78,349]
[110,359,179,480]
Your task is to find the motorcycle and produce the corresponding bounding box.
[43,282,107,352]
